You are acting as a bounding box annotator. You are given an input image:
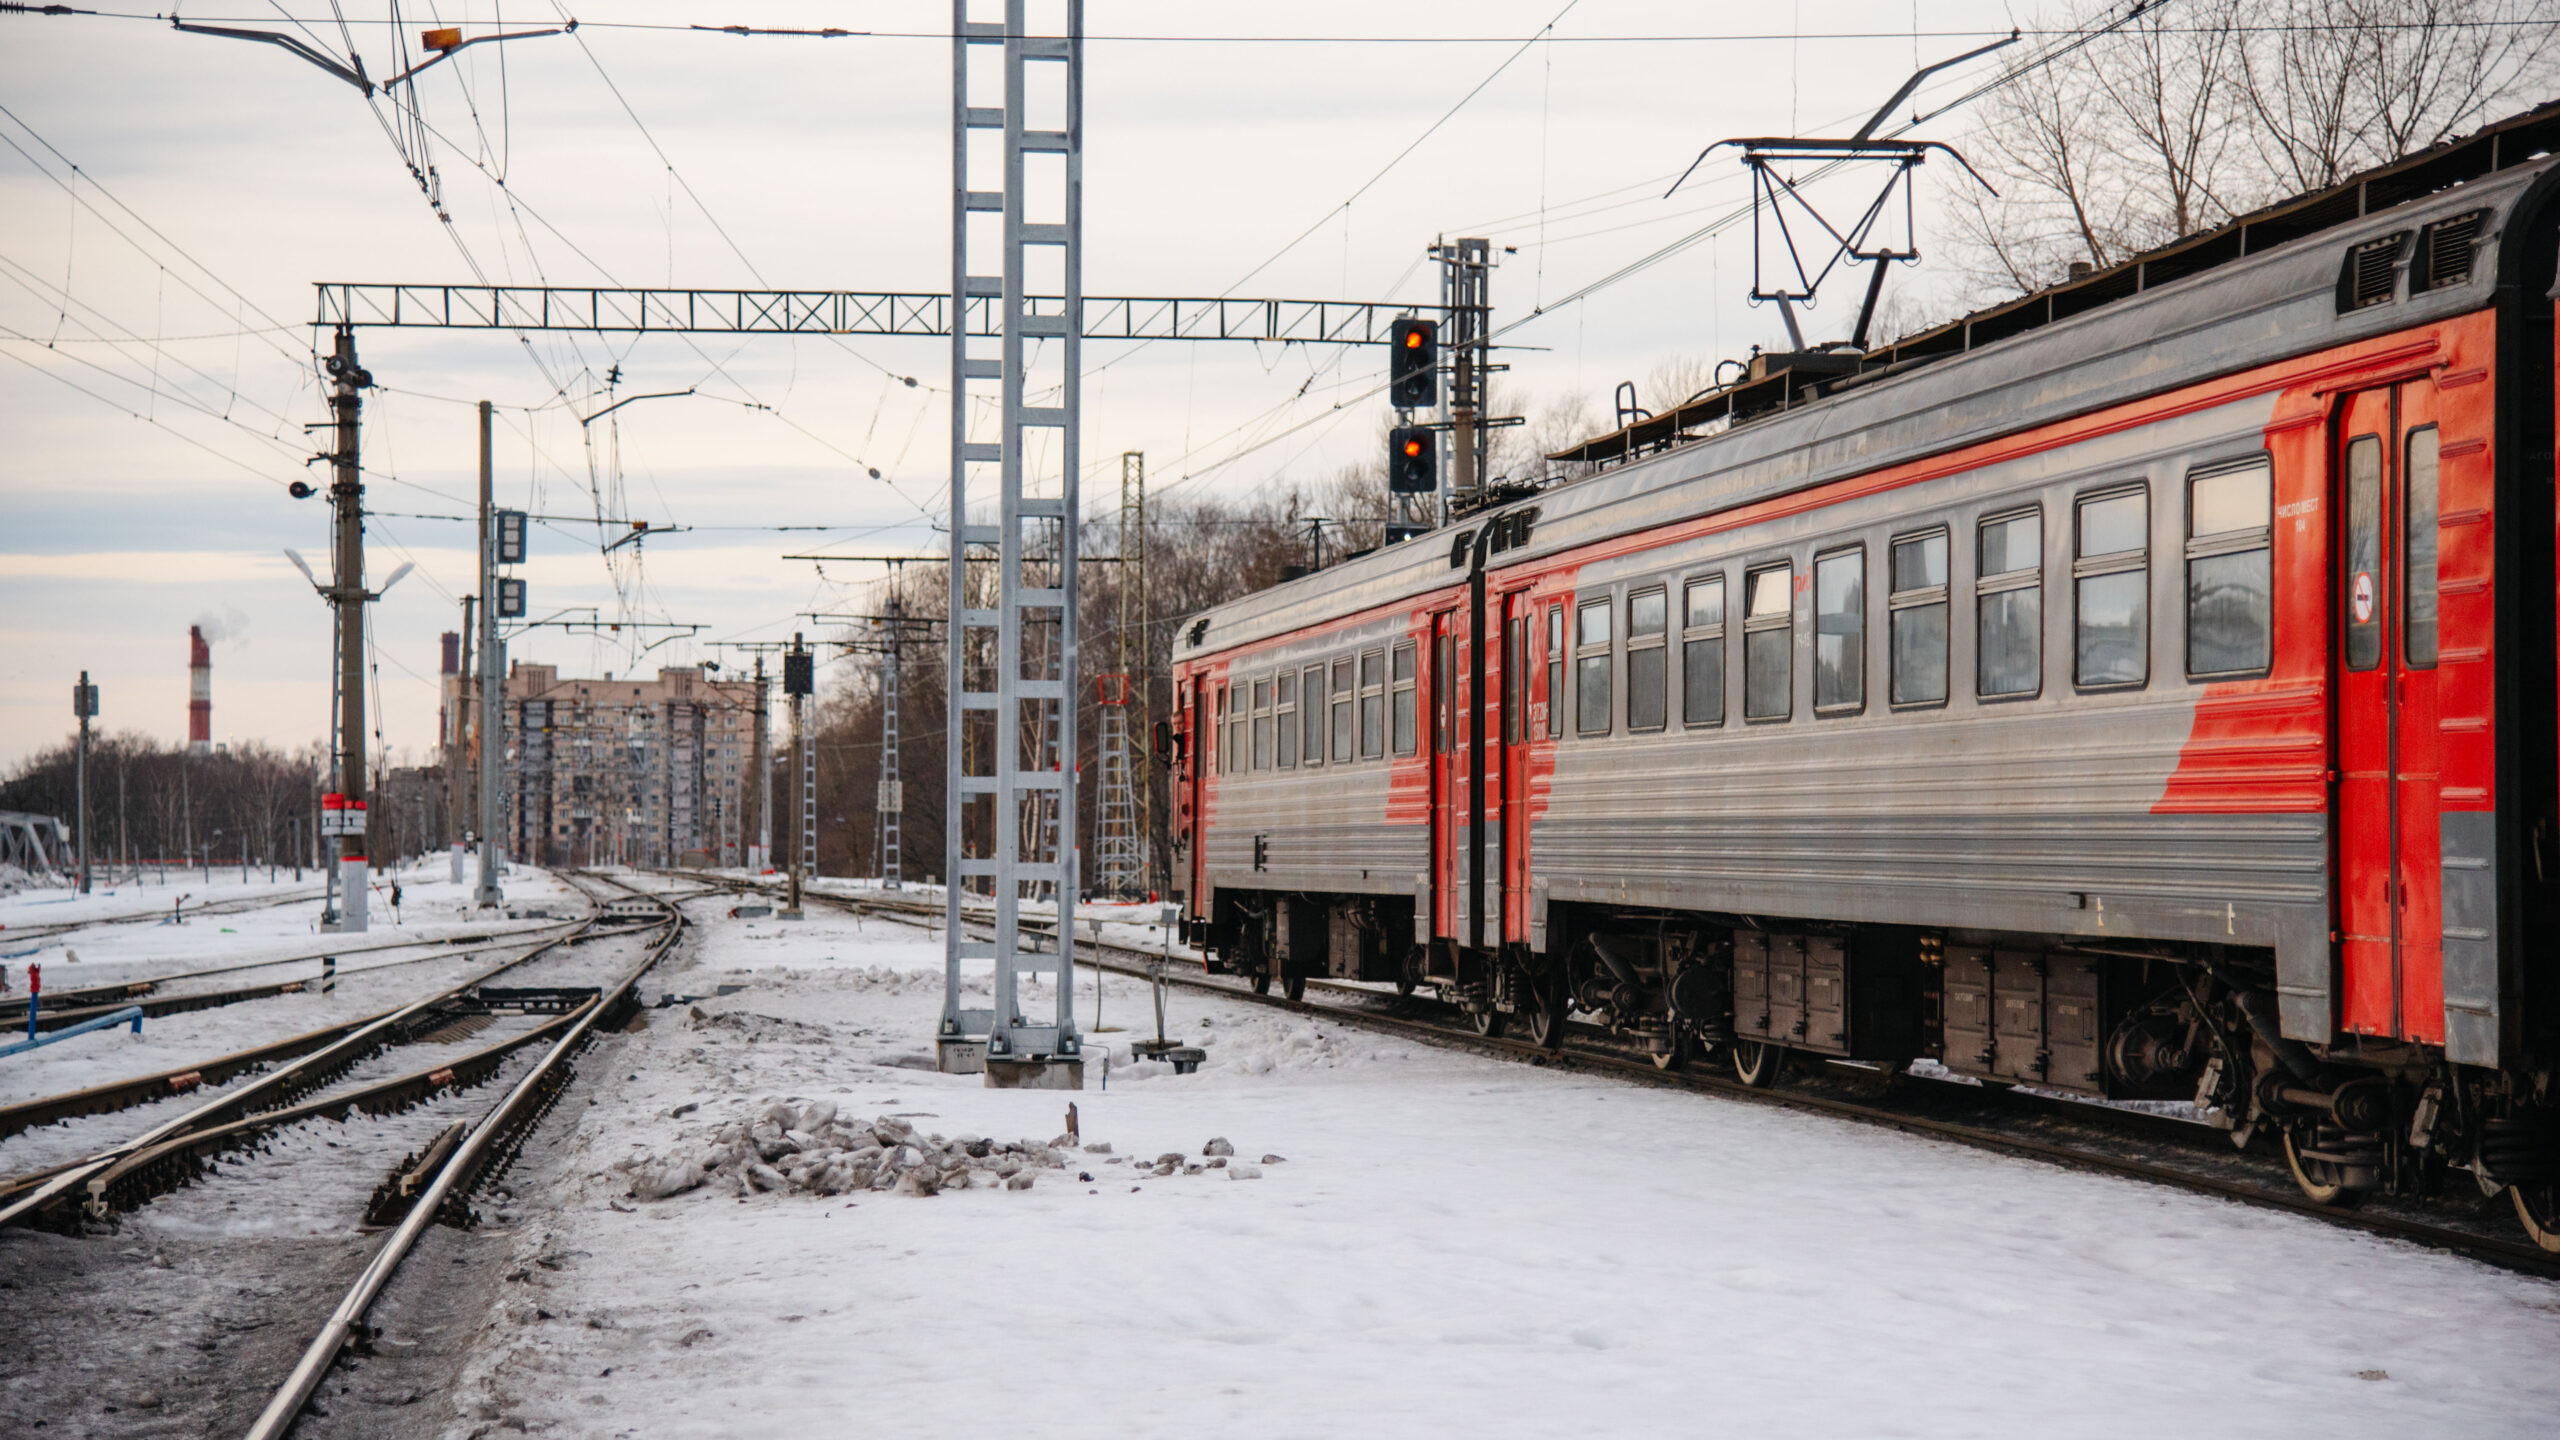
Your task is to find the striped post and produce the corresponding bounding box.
[321,956,336,997]
[24,962,36,1041]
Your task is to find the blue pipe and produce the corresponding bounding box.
[0,1006,142,1058]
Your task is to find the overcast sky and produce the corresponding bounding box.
[0,1,2045,771]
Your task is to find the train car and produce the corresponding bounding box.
[1167,103,2560,1241]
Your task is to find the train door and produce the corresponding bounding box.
[1476,597,1505,950]
[2334,379,2446,1043]
[1430,610,1459,943]
[1182,674,1208,916]
[1501,592,1534,943]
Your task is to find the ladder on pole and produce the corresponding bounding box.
[799,692,817,883]
[877,602,903,891]
[1094,674,1141,897]
[940,0,1083,1081]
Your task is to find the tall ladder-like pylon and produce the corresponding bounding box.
[938,0,1083,1084]
[876,595,903,891]
[1094,674,1140,897]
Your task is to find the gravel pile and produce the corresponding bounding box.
[617,1100,1073,1201]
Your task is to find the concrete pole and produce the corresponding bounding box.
[475,399,504,909]
[326,326,370,934]
[74,672,91,894]
[751,655,771,871]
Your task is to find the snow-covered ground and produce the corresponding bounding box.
[410,887,2560,1440]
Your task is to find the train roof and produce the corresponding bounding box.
[1180,101,2560,666]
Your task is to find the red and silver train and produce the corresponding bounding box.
[1167,103,2560,1242]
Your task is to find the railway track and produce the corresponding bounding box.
[20,919,605,1035]
[0,877,687,1222]
[29,918,572,1014]
[0,880,330,942]
[676,871,2560,1281]
[239,869,689,1439]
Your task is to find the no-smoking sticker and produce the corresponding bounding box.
[2351,570,2376,624]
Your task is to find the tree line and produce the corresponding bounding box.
[0,736,328,874]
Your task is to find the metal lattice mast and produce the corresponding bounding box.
[1094,674,1140,897]
[941,0,1082,1081]
[877,596,904,890]
[1120,450,1151,893]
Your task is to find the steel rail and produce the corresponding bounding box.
[33,918,574,1011]
[78,999,598,1218]
[243,874,687,1440]
[0,1008,400,1141]
[0,918,601,1229]
[27,921,595,1032]
[736,877,2560,1281]
[0,883,331,941]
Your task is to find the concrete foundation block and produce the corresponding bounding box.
[983,1057,1085,1090]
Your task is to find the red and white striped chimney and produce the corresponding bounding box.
[188,625,212,755]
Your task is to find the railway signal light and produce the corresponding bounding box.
[783,649,815,697]
[1390,317,1437,410]
[496,577,527,619]
[1388,426,1436,494]
[495,509,528,565]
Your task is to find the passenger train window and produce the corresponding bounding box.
[1275,672,1299,770]
[2187,458,2275,676]
[1683,575,1726,727]
[1330,658,1356,762]
[1300,665,1326,765]
[1743,562,1793,721]
[2405,427,2439,668]
[1547,605,1564,738]
[1977,510,2043,699]
[1251,679,1273,770]
[1358,650,1386,759]
[1814,548,1866,714]
[2074,486,2149,689]
[1627,586,1669,731]
[1230,684,1248,774]
[1888,531,1948,707]
[1391,642,1419,754]
[2345,437,2384,670]
[1215,684,1232,774]
[1435,634,1455,754]
[1576,599,1613,735]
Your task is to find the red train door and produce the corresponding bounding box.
[1501,592,1533,944]
[2334,380,2446,1043]
[1430,610,1459,941]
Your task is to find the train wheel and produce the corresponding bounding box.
[1281,973,1307,1002]
[1394,952,1420,998]
[1250,969,1272,996]
[2282,1128,2370,1210]
[2514,1182,2560,1253]
[1469,1005,1508,1039]
[1731,1039,1783,1088]
[1522,986,1566,1051]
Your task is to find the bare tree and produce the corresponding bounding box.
[1954,0,2559,304]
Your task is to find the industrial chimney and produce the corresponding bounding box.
[188,625,212,755]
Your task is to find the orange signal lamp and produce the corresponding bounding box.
[423,27,463,50]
